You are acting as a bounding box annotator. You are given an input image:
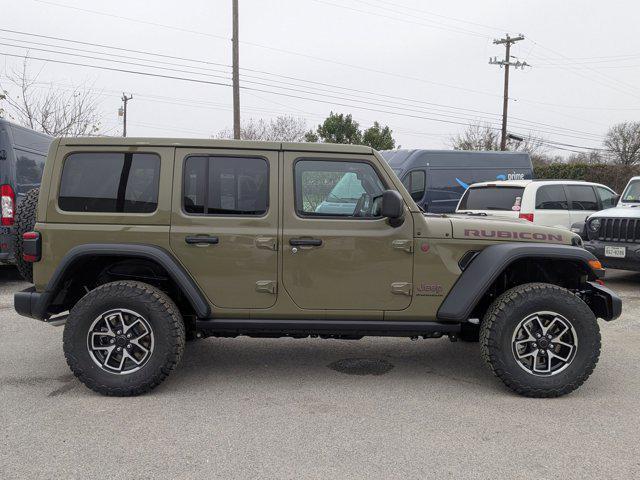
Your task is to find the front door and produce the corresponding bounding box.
[282,152,414,311]
[170,148,279,310]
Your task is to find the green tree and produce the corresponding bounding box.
[362,121,395,150]
[305,112,362,144]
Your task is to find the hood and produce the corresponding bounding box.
[448,214,574,245]
[590,206,640,219]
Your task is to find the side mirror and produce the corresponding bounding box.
[570,221,587,241]
[612,194,621,206]
[381,190,405,227]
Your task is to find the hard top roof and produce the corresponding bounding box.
[57,136,374,154]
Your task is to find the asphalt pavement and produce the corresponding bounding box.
[1,266,638,479]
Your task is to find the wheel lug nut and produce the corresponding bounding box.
[536,333,541,338]
[127,344,132,349]
[117,330,122,335]
[126,333,131,339]
[117,347,122,352]
[110,339,115,344]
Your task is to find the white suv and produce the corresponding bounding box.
[456,180,618,229]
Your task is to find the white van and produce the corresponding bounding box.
[456,180,618,230]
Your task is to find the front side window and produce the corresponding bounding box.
[596,186,617,208]
[402,170,426,202]
[621,179,640,203]
[566,185,598,210]
[183,156,268,215]
[295,160,385,218]
[535,185,568,210]
[59,152,160,213]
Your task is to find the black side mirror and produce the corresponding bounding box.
[381,190,405,227]
[570,221,587,241]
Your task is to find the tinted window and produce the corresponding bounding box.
[295,160,385,218]
[566,185,598,210]
[183,156,268,215]
[535,185,568,210]
[427,168,531,212]
[15,149,45,194]
[596,186,617,208]
[402,170,426,201]
[458,186,524,211]
[59,153,160,213]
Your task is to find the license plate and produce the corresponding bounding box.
[605,246,626,258]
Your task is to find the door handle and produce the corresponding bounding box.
[289,238,322,247]
[185,236,219,245]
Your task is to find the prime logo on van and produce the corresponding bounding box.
[464,229,563,242]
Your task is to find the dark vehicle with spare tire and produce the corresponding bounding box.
[14,137,621,397]
[0,119,51,276]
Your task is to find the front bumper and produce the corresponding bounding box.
[584,240,640,272]
[585,281,622,321]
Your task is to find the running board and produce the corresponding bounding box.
[195,318,460,338]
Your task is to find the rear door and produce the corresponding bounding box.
[281,152,414,311]
[533,185,571,228]
[565,184,600,226]
[170,148,279,310]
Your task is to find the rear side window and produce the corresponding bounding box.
[59,152,160,213]
[183,156,268,215]
[402,170,426,201]
[566,185,598,210]
[15,149,45,193]
[535,185,568,210]
[458,186,524,211]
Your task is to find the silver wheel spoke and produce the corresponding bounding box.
[512,311,577,377]
[87,309,154,375]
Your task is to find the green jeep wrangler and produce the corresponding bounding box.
[14,138,621,397]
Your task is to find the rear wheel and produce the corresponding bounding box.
[63,280,185,396]
[480,283,600,398]
[14,187,39,283]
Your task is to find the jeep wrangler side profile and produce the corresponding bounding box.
[14,138,621,397]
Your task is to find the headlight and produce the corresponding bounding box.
[589,218,601,232]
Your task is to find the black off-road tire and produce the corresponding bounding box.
[480,283,601,398]
[14,187,39,283]
[63,281,185,396]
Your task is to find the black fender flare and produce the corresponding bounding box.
[436,243,602,322]
[30,243,210,319]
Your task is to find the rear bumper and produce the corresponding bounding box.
[0,226,16,263]
[584,240,640,271]
[14,287,52,321]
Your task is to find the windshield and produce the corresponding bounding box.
[458,186,525,211]
[621,179,640,203]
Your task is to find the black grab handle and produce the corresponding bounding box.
[289,238,322,247]
[185,236,219,245]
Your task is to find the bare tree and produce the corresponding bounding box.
[216,115,307,142]
[449,122,500,151]
[567,151,605,165]
[604,122,640,165]
[0,57,103,136]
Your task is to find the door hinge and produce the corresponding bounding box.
[391,282,413,296]
[255,280,277,294]
[392,239,413,253]
[255,237,277,251]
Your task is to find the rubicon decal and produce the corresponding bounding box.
[464,229,563,242]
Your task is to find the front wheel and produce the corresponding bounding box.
[480,283,601,398]
[63,281,185,396]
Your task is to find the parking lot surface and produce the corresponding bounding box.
[1,266,639,479]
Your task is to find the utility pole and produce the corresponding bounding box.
[120,93,133,137]
[232,0,240,139]
[489,34,528,150]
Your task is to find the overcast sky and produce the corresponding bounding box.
[2,0,639,155]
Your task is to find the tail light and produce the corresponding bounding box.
[1,184,15,226]
[22,231,41,262]
[519,213,534,222]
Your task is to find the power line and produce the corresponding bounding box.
[0,33,607,142]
